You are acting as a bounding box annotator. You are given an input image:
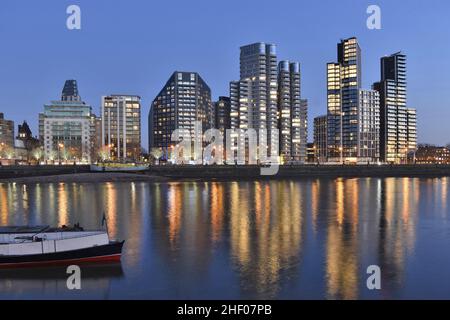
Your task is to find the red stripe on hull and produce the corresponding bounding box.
[0,254,122,269]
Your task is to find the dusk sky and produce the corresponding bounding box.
[0,0,449,147]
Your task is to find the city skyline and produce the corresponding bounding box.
[0,0,449,147]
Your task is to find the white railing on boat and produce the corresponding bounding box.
[0,232,109,256]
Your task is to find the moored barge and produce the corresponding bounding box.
[0,225,124,268]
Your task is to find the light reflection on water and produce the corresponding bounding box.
[0,178,449,299]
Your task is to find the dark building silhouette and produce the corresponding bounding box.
[214,96,231,135]
[17,121,40,152]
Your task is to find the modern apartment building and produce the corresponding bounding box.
[230,43,278,159]
[373,52,408,163]
[278,61,305,163]
[39,80,95,163]
[314,115,327,163]
[327,37,362,162]
[149,71,213,159]
[102,95,141,162]
[358,89,380,162]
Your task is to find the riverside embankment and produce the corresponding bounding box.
[148,164,450,180]
[1,164,450,183]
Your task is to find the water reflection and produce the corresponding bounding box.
[0,177,449,299]
[0,264,124,300]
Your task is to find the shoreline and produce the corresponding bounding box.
[1,164,450,184]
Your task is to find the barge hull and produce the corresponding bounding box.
[0,241,124,269]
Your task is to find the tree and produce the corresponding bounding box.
[98,146,111,162]
[150,148,163,164]
[32,148,44,162]
[60,148,70,162]
[1,146,15,160]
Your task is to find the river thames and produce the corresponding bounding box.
[0,177,449,299]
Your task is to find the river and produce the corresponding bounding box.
[0,177,449,299]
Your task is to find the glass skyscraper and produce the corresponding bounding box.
[327,37,362,163]
[373,52,409,163]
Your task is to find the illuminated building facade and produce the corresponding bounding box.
[230,43,278,159]
[277,61,307,163]
[149,72,212,159]
[0,113,14,151]
[358,89,380,162]
[415,145,450,164]
[102,95,141,162]
[373,52,408,163]
[39,80,95,163]
[327,37,362,162]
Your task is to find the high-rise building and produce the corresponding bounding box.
[406,107,417,154]
[0,113,14,151]
[373,52,408,163]
[39,80,95,163]
[314,115,327,163]
[102,95,141,162]
[277,61,307,163]
[327,37,362,162]
[149,71,212,158]
[230,43,278,158]
[214,96,231,135]
[358,90,380,162]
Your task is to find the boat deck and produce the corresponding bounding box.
[0,226,50,234]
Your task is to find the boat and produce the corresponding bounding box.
[0,225,124,268]
[90,163,149,172]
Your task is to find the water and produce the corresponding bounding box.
[0,177,449,300]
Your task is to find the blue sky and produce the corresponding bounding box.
[0,0,449,147]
